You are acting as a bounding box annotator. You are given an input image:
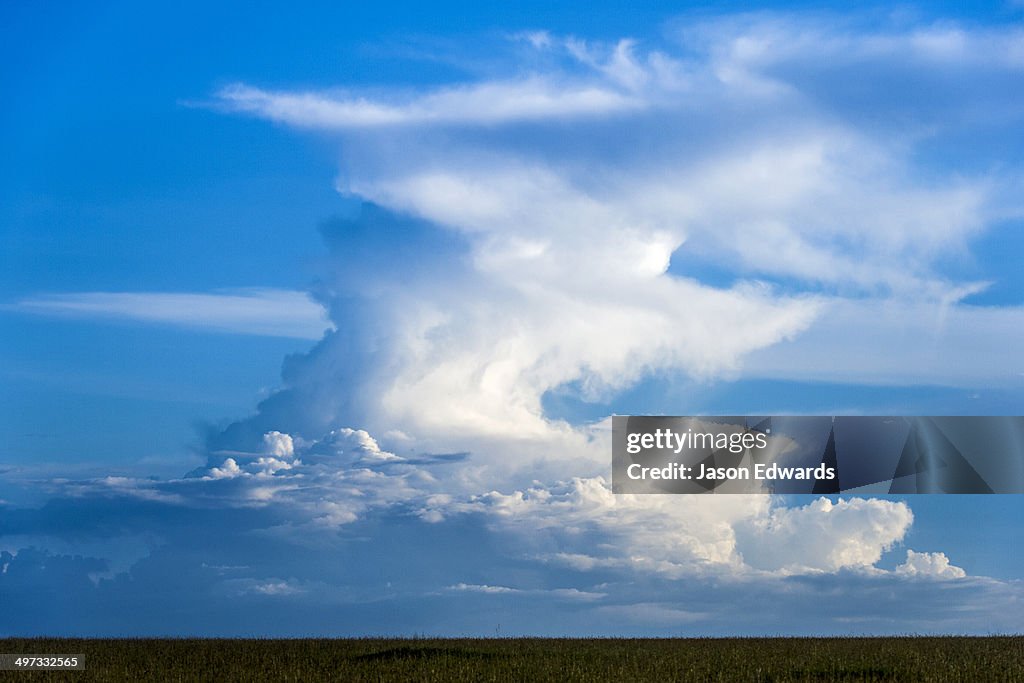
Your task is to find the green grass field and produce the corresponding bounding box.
[1,637,1021,681]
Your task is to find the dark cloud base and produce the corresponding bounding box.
[2,491,1020,637]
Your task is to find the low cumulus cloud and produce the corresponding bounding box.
[896,549,967,580]
[734,497,913,574]
[2,427,1020,635]
[0,427,965,583]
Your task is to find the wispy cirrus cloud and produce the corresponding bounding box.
[214,78,642,129]
[10,289,333,340]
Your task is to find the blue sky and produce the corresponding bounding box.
[2,0,1024,636]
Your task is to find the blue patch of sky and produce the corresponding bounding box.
[0,315,313,467]
[543,376,1024,425]
[666,247,867,298]
[959,218,1024,306]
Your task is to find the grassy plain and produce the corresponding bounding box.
[1,636,1021,681]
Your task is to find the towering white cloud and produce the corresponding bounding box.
[205,15,1024,465]
[193,16,1024,595]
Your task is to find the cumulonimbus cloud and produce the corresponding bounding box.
[200,15,1024,463]
[7,11,1024,636]
[187,16,1024,594]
